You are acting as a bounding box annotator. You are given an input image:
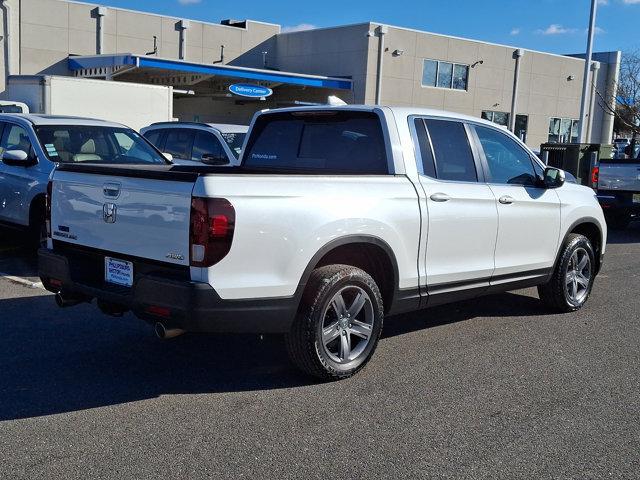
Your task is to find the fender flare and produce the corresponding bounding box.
[293,234,400,304]
[557,216,605,274]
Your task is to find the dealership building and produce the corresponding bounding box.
[0,0,621,148]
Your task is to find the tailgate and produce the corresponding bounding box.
[599,162,640,192]
[50,166,195,266]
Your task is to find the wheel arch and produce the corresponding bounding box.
[295,235,400,314]
[29,193,47,228]
[564,217,604,274]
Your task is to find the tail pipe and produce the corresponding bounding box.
[154,322,185,340]
[55,291,90,308]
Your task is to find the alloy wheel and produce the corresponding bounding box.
[565,247,591,304]
[320,286,375,364]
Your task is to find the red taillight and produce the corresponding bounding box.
[145,305,171,318]
[591,166,599,190]
[189,197,235,267]
[211,214,229,238]
[46,180,53,238]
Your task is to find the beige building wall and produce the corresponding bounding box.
[274,24,371,104]
[0,0,279,84]
[361,24,614,148]
[0,1,619,147]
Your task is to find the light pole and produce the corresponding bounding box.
[578,0,598,143]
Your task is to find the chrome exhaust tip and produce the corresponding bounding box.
[154,322,185,340]
[55,291,89,308]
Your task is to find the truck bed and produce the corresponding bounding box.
[598,161,640,192]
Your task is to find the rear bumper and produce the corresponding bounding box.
[597,191,640,215]
[38,248,297,334]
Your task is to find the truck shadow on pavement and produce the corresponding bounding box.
[605,221,640,244]
[0,288,547,421]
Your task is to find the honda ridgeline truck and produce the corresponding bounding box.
[39,106,607,380]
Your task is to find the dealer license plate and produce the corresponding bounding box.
[633,194,640,204]
[105,257,133,287]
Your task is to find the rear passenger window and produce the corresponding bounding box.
[244,111,388,174]
[164,129,195,160]
[425,119,477,182]
[143,130,163,148]
[192,131,223,162]
[413,118,436,177]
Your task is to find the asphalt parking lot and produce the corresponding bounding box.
[1,226,639,479]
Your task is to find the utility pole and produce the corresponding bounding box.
[374,25,388,105]
[578,0,597,143]
[509,49,524,134]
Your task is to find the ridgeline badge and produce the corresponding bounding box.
[228,84,273,98]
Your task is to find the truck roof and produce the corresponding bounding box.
[0,113,127,128]
[257,104,505,130]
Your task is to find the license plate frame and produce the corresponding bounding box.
[105,257,134,287]
[633,194,640,204]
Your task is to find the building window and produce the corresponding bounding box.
[422,59,469,91]
[481,111,529,142]
[548,117,579,143]
[482,110,509,126]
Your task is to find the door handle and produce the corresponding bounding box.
[430,192,451,202]
[499,195,515,205]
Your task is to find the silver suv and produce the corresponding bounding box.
[0,114,163,246]
[140,122,248,166]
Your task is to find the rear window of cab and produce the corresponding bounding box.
[243,111,389,174]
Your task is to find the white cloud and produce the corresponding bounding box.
[510,28,521,36]
[536,24,577,35]
[281,23,316,33]
[597,0,608,5]
[177,0,201,4]
[582,26,606,34]
[622,0,640,4]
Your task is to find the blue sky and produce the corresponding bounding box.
[98,0,639,54]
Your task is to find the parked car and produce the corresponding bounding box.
[0,113,169,246]
[595,145,640,229]
[140,122,248,166]
[39,106,607,380]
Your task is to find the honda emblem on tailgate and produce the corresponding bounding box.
[103,203,117,223]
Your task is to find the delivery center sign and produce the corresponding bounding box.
[229,84,273,99]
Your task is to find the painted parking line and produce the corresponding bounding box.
[0,272,46,291]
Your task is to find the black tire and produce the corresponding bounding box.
[285,264,384,380]
[538,233,596,313]
[605,212,631,230]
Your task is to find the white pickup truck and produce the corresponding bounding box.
[39,106,607,380]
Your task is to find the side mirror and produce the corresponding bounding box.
[543,167,565,189]
[2,149,31,166]
[162,152,173,162]
[201,153,230,166]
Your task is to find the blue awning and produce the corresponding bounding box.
[68,54,352,90]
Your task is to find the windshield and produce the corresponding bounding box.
[220,132,246,159]
[35,125,168,164]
